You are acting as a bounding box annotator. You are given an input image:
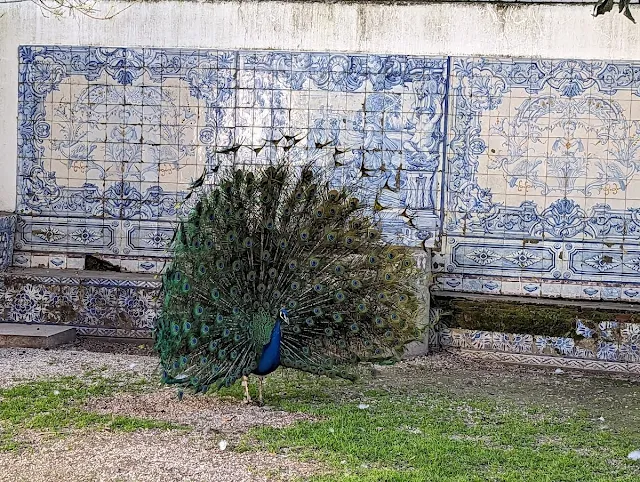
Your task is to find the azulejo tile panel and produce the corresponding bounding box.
[436,57,640,299]
[440,324,640,364]
[15,46,449,270]
[0,269,159,337]
[455,349,640,375]
[15,48,640,304]
[0,214,17,271]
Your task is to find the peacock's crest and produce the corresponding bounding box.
[155,153,425,394]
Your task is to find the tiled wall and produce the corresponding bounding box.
[0,214,16,271]
[14,46,640,303]
[15,46,448,274]
[440,320,640,372]
[0,269,159,337]
[434,58,640,302]
[441,320,640,363]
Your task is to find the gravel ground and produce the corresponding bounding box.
[1,342,639,481]
[0,347,157,388]
[0,430,318,482]
[0,344,321,482]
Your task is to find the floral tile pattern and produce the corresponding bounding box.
[441,324,639,366]
[0,270,159,337]
[437,57,640,300]
[12,46,640,353]
[0,214,16,271]
[15,46,449,270]
[457,349,640,375]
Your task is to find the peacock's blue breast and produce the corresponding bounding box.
[253,319,282,376]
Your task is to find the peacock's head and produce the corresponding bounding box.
[279,307,289,323]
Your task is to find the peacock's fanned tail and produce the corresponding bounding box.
[154,160,423,393]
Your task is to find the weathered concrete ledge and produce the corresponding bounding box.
[0,323,76,348]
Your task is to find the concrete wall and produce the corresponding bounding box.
[1,0,639,213]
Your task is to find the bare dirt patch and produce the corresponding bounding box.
[371,351,640,432]
[85,388,316,441]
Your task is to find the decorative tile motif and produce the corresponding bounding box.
[16,46,449,270]
[0,269,159,337]
[0,214,17,271]
[442,324,640,367]
[456,349,640,375]
[437,57,640,300]
[576,320,594,338]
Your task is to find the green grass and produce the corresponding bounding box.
[3,366,637,481]
[223,371,640,482]
[0,376,179,451]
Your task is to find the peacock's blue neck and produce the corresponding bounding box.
[254,319,281,376]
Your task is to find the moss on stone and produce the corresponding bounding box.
[435,298,640,339]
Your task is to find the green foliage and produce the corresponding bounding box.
[0,377,178,451]
[155,157,424,393]
[594,0,636,23]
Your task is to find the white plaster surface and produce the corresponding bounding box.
[1,1,638,212]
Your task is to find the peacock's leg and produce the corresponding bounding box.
[258,376,264,405]
[242,375,251,404]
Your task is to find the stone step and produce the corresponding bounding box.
[0,323,76,349]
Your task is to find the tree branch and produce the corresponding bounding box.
[0,0,134,20]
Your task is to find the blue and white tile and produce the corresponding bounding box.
[16,46,450,273]
[621,323,640,345]
[439,57,640,301]
[596,341,620,361]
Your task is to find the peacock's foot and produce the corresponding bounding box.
[241,375,252,404]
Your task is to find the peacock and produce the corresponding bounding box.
[154,153,424,404]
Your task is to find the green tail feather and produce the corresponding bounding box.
[154,157,425,393]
